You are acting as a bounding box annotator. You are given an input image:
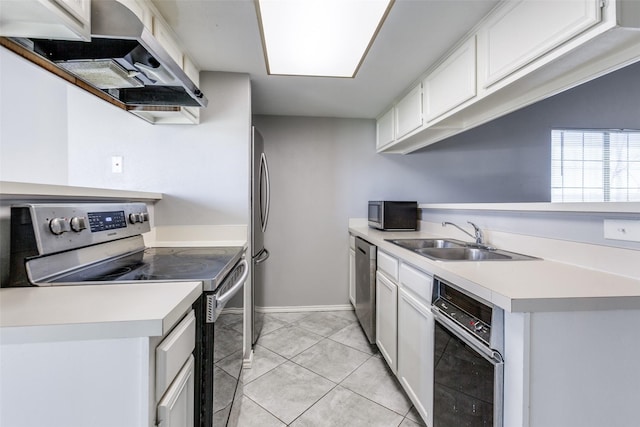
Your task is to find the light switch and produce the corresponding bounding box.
[603,219,640,242]
[111,156,123,173]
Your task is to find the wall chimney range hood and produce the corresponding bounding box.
[2,0,207,110]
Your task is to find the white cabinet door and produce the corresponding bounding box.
[376,107,395,149]
[479,0,602,87]
[0,0,91,40]
[394,84,423,139]
[424,37,477,123]
[157,355,195,427]
[376,271,398,373]
[398,288,434,426]
[349,248,356,307]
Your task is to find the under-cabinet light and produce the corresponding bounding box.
[256,0,394,78]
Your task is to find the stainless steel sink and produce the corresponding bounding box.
[385,238,539,261]
[386,238,466,250]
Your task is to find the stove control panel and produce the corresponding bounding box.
[13,203,151,256]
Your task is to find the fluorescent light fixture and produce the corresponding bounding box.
[256,0,394,78]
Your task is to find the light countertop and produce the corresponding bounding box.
[0,281,202,344]
[0,181,162,201]
[349,225,640,313]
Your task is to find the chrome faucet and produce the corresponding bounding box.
[442,221,485,245]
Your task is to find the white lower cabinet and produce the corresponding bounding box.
[398,287,434,426]
[155,310,196,427]
[375,270,398,373]
[157,355,195,427]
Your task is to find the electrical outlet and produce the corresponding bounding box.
[111,156,123,173]
[603,219,640,242]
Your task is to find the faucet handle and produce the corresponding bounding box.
[467,221,484,244]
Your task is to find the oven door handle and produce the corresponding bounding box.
[216,259,249,308]
[431,306,503,364]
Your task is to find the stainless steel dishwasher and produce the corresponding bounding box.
[355,236,377,344]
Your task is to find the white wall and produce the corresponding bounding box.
[0,48,68,184]
[66,71,251,226]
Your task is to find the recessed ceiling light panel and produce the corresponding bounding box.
[257,0,394,78]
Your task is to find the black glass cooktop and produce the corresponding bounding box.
[50,246,244,291]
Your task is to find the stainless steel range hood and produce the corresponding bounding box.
[5,0,207,109]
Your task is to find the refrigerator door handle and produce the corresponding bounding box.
[254,248,270,264]
[260,152,271,232]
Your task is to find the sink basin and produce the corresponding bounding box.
[385,238,539,261]
[416,247,512,261]
[386,238,466,250]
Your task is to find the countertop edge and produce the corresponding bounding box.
[349,226,640,313]
[0,181,163,201]
[0,282,202,344]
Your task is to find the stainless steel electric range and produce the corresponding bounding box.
[6,202,247,427]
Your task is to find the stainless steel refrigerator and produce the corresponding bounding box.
[251,126,270,346]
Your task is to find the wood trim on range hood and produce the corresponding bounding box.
[1,37,127,111]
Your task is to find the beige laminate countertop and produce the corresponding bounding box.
[349,225,640,313]
[0,281,201,344]
[0,181,162,201]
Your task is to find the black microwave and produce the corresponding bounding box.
[368,201,417,231]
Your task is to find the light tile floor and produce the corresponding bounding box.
[234,310,426,427]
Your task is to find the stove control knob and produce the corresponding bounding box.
[70,216,87,232]
[141,212,149,222]
[49,217,71,235]
[129,213,142,224]
[474,322,484,332]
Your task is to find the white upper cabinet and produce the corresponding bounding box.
[0,0,91,41]
[478,0,602,88]
[377,0,639,154]
[423,36,477,123]
[376,107,395,150]
[394,83,423,139]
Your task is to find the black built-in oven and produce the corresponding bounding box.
[431,276,504,427]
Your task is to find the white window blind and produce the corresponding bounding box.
[551,129,640,202]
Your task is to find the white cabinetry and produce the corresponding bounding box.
[375,250,399,373]
[376,107,395,150]
[423,36,477,123]
[394,84,423,139]
[377,0,640,153]
[479,0,602,87]
[397,263,434,426]
[349,234,356,306]
[376,271,398,373]
[0,0,91,41]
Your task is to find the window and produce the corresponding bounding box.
[551,129,640,202]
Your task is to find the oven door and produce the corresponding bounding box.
[197,259,248,427]
[433,314,504,427]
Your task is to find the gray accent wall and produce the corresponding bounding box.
[253,61,640,308]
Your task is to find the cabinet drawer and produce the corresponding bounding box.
[156,310,196,400]
[399,263,432,304]
[377,250,399,281]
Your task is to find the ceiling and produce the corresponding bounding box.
[152,0,500,119]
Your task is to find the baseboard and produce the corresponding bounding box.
[256,304,354,313]
[243,348,253,369]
